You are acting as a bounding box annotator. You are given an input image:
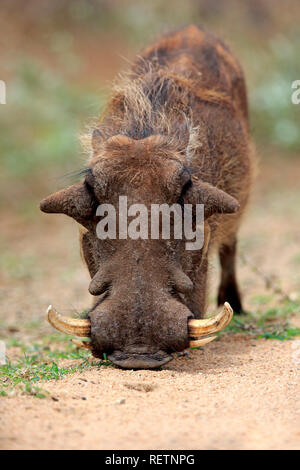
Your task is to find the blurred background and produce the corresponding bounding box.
[0,0,299,344]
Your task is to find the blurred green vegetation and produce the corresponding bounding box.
[223,298,300,340]
[0,0,299,201]
[0,334,111,397]
[0,58,101,179]
[250,33,300,150]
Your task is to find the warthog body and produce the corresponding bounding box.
[41,25,254,368]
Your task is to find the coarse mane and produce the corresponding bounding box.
[81,59,231,161]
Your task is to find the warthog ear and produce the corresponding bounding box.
[188,178,240,218]
[40,182,97,229]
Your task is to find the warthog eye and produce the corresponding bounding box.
[84,168,95,189]
[84,170,99,211]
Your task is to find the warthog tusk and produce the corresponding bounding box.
[46,305,91,337]
[188,302,233,338]
[189,335,217,348]
[71,339,92,350]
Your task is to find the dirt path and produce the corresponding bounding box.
[1,335,299,450]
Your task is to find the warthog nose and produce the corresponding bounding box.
[107,350,173,369]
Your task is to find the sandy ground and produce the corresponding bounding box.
[1,335,300,450]
[0,156,300,450]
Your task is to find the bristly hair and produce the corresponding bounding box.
[57,167,91,185]
[108,64,194,142]
[81,60,203,160]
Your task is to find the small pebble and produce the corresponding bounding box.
[113,398,126,405]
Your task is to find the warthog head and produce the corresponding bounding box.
[41,133,237,368]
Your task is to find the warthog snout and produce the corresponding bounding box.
[46,303,233,369]
[88,293,192,367]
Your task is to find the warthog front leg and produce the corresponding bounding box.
[218,236,243,314]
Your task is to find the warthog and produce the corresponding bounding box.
[41,25,254,369]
